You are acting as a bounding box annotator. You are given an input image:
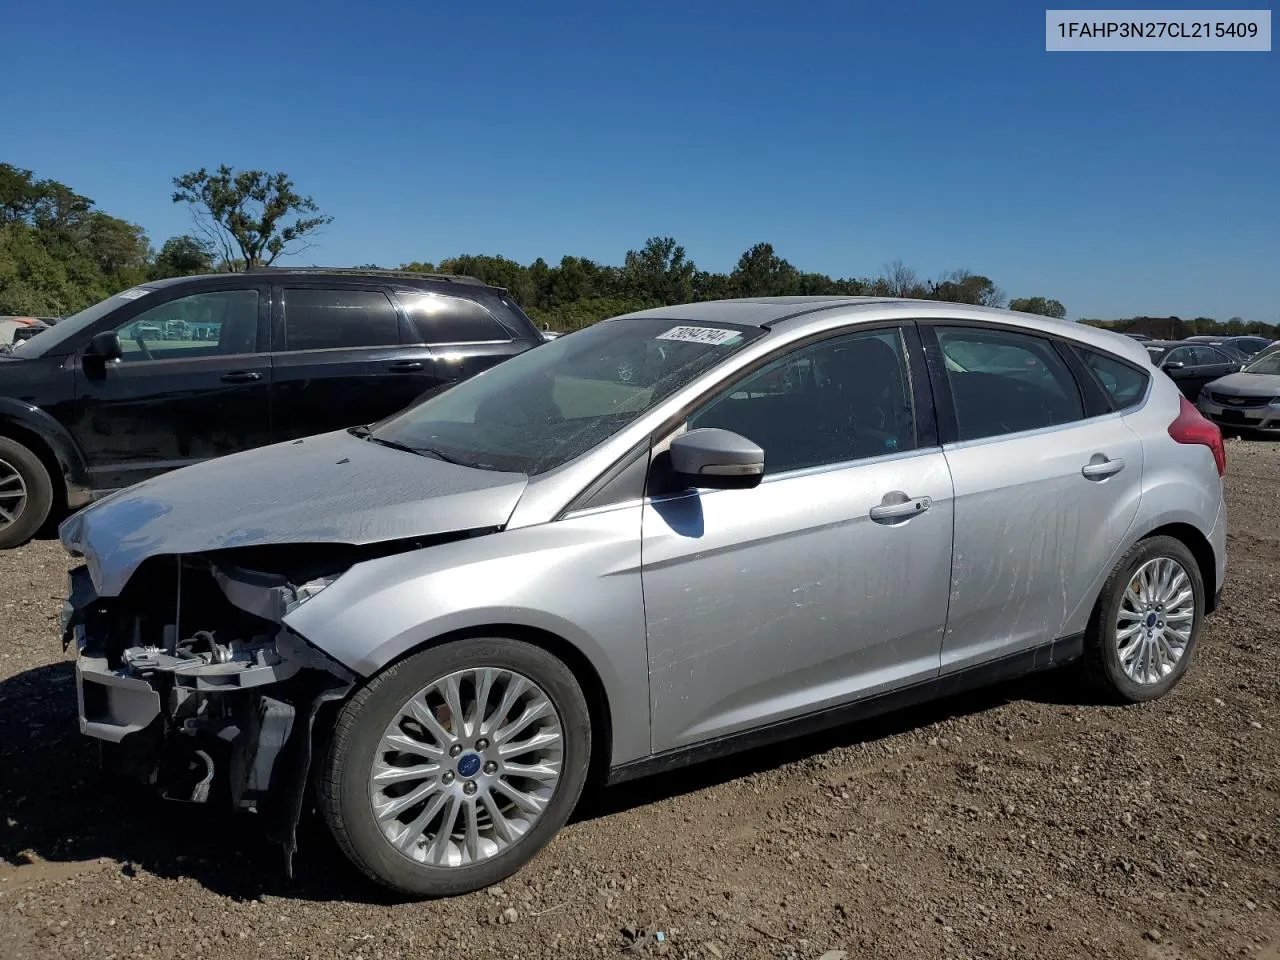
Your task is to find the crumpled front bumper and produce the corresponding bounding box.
[61,562,356,874]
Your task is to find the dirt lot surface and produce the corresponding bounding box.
[1,441,1277,960]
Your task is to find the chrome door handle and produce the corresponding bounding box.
[1081,456,1125,480]
[869,494,932,524]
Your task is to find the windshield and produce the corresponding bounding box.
[1243,351,1280,376]
[10,286,155,357]
[371,317,765,474]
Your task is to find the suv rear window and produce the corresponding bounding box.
[1076,348,1149,410]
[399,292,511,344]
[283,288,400,350]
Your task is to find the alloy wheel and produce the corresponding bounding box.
[0,457,27,530]
[1114,556,1195,685]
[368,667,564,867]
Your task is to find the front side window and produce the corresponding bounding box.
[687,327,917,474]
[400,292,511,344]
[935,326,1084,441]
[1077,347,1149,410]
[370,318,765,474]
[283,288,399,351]
[112,290,260,362]
[1163,346,1194,367]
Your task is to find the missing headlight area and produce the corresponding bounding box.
[63,548,360,875]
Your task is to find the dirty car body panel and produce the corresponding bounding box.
[58,298,1228,881]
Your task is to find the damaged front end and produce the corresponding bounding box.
[62,549,359,875]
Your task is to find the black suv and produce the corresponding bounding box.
[0,269,545,548]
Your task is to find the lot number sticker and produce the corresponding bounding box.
[655,326,741,345]
[116,288,150,300]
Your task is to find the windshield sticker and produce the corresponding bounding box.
[116,288,150,300]
[656,326,741,346]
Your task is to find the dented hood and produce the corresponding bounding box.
[59,429,528,596]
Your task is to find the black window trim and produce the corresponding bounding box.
[916,318,1105,446]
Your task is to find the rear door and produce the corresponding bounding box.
[1194,345,1242,385]
[69,284,271,490]
[923,322,1145,672]
[269,283,420,442]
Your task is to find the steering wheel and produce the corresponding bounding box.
[134,336,153,361]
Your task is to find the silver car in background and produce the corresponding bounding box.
[59,297,1227,898]
[1195,346,1280,433]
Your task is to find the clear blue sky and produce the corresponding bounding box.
[4,0,1276,320]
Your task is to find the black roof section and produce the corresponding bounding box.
[138,268,504,293]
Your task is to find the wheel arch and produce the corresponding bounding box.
[0,401,91,511]
[1141,521,1219,613]
[0,416,67,513]
[339,622,617,788]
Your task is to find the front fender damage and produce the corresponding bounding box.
[63,558,356,877]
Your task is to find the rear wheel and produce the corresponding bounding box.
[0,437,54,550]
[1083,535,1204,702]
[321,637,591,897]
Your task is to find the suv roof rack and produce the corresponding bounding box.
[249,266,492,287]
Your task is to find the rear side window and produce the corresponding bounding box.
[935,326,1084,442]
[282,288,399,350]
[1076,348,1149,410]
[400,292,511,344]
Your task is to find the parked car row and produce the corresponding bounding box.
[1136,338,1280,434]
[0,269,546,548]
[58,295,1227,898]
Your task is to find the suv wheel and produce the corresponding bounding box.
[1083,535,1204,703]
[321,637,591,897]
[0,437,54,550]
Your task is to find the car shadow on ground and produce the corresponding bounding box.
[0,658,1100,906]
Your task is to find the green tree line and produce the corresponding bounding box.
[3,163,1273,342]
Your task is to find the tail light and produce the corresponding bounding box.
[1168,396,1226,476]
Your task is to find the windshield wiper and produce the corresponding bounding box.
[348,425,466,465]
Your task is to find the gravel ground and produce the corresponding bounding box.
[1,440,1277,960]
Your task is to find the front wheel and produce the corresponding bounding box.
[0,437,54,550]
[1083,535,1205,703]
[320,637,592,897]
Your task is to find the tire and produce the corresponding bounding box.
[320,637,592,898]
[1083,535,1205,703]
[0,436,54,550]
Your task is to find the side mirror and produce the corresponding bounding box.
[1163,360,1184,371]
[86,331,123,362]
[669,428,764,490]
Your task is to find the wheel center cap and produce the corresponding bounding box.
[457,753,482,778]
[1144,612,1158,629]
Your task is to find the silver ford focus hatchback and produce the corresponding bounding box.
[59,297,1227,897]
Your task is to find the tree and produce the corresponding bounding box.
[1008,296,1067,319]
[621,236,696,304]
[929,269,1005,308]
[150,235,216,279]
[731,242,800,297]
[171,165,332,271]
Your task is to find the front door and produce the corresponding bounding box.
[641,324,954,753]
[923,322,1145,671]
[70,286,271,492]
[1162,344,1238,400]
